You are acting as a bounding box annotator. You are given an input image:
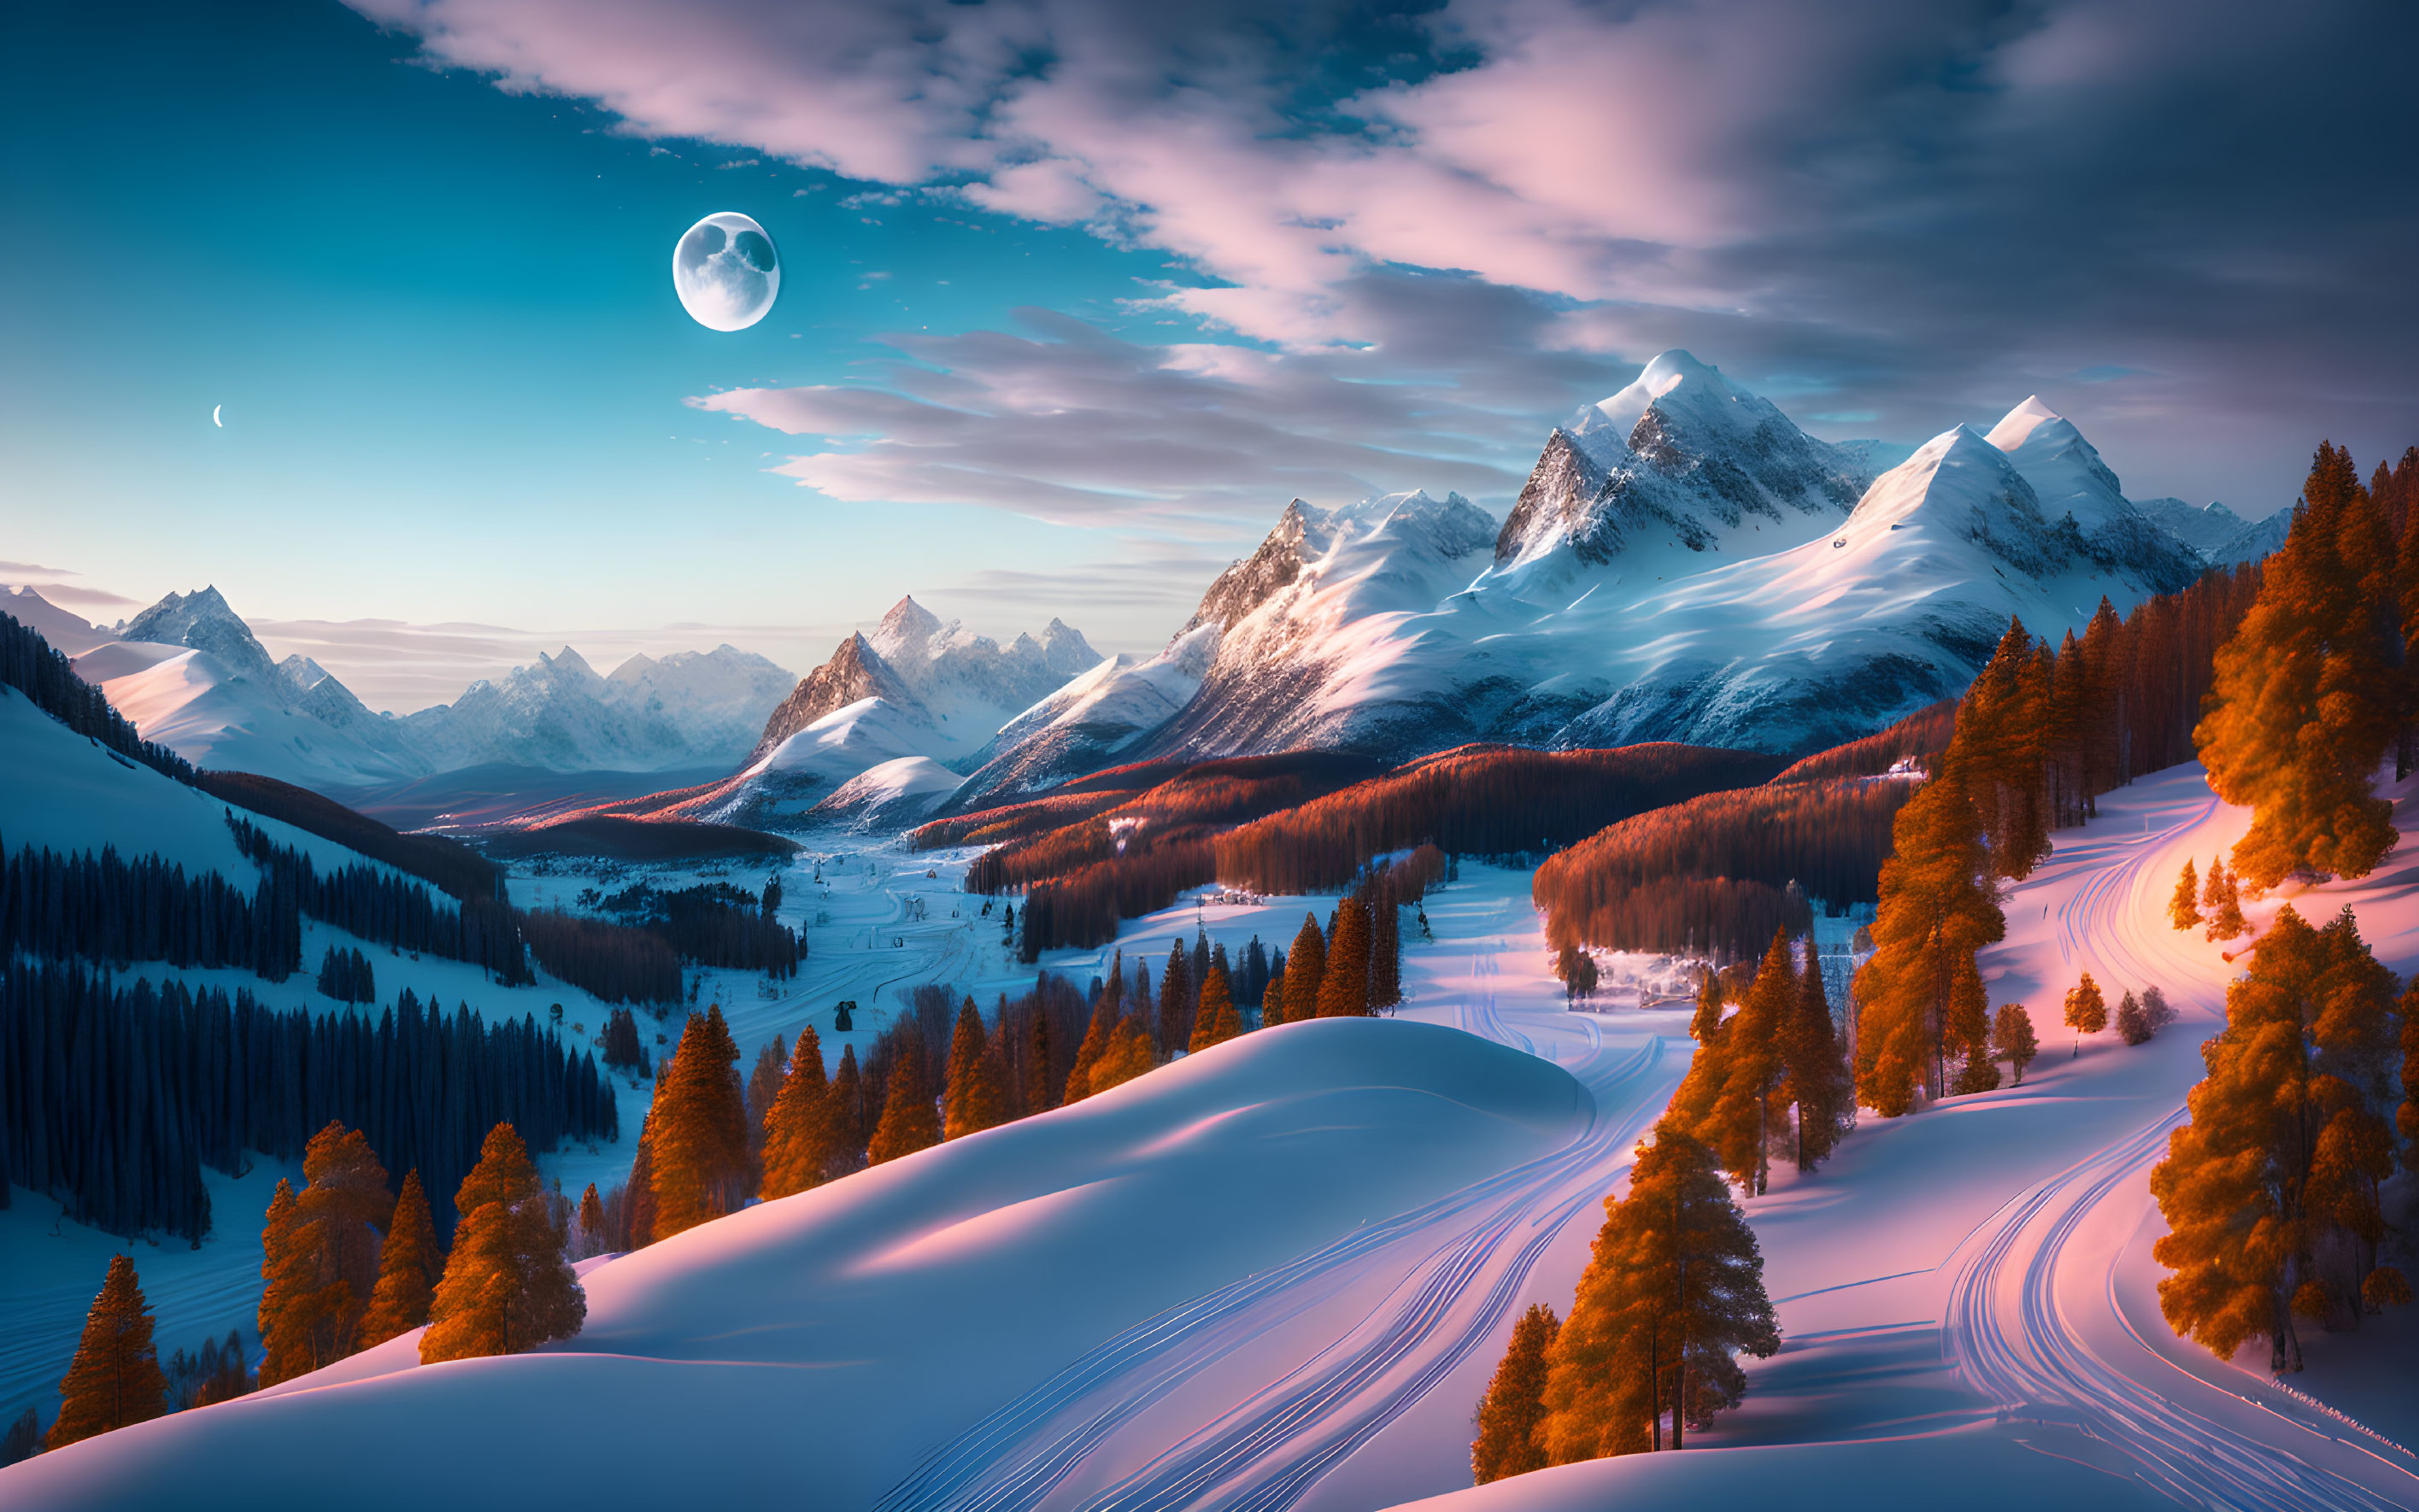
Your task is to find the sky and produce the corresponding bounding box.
[3,0,2415,713]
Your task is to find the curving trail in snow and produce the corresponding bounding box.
[1942,780,2419,1511]
[872,918,1675,1512]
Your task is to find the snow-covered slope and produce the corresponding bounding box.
[7,1019,1584,1511]
[947,625,1221,809]
[72,589,429,789]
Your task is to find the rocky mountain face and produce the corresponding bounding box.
[939,355,2251,805]
[750,596,1101,765]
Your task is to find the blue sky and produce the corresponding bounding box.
[4,0,2414,711]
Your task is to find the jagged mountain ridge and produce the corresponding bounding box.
[70,586,796,789]
[935,356,2236,812]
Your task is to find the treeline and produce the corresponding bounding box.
[1766,700,1955,783]
[0,969,617,1241]
[1214,744,1788,896]
[229,815,531,983]
[0,610,195,784]
[521,909,683,1005]
[198,770,506,902]
[1,835,302,979]
[582,880,803,977]
[1009,840,1216,958]
[1535,780,1911,961]
[1535,564,2263,965]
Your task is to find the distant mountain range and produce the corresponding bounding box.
[3,349,2295,829]
[2,585,797,792]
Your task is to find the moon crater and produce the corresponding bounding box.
[673,212,780,331]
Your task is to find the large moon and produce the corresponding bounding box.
[672,212,780,331]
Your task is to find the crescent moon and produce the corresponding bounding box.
[212,405,222,428]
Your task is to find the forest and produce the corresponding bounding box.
[0,970,616,1242]
[1535,562,2264,963]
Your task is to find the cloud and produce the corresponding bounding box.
[351,0,2419,507]
[692,278,1610,530]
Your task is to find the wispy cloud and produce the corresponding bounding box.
[349,0,2419,508]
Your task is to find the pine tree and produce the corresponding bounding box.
[1991,1004,2039,1087]
[358,1169,438,1348]
[421,1123,584,1363]
[44,1255,167,1450]
[1158,941,1193,1057]
[1190,958,1237,1052]
[649,1005,749,1239]
[1064,994,1118,1103]
[1283,913,1327,1026]
[287,1122,393,1368]
[825,1046,867,1178]
[943,999,1008,1139]
[623,1113,658,1251]
[2169,859,2202,931]
[1540,1122,1778,1461]
[255,1177,311,1388]
[2152,905,2402,1370]
[760,1024,831,1199]
[743,1034,786,1165]
[1369,886,1403,1011]
[866,1037,941,1163]
[1945,955,1991,1070]
[2063,972,2107,1057]
[576,1182,607,1258]
[1665,970,1732,1138]
[1709,930,1794,1193]
[1260,975,1288,1028]
[2204,858,2248,941]
[1853,757,2003,1116]
[1089,1017,1156,1093]
[1318,897,1373,1017]
[1471,1303,1559,1484]
[2197,443,2399,889]
[2115,989,2149,1046]
[1779,941,1850,1172]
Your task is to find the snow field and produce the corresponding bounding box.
[5,1017,1588,1510]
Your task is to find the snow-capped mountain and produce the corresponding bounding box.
[943,360,2225,804]
[398,643,793,774]
[750,596,1101,764]
[1494,350,1875,571]
[72,588,430,788]
[2134,495,2292,566]
[62,586,795,791]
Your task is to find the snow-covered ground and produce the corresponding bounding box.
[12,751,2419,1510]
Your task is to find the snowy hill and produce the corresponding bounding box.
[73,588,429,789]
[6,1020,1585,1510]
[986,368,2208,777]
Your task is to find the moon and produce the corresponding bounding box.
[212,405,222,428]
[672,212,780,331]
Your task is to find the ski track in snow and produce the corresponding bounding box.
[1944,790,2418,1512]
[872,949,1666,1512]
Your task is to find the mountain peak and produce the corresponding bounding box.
[122,585,277,683]
[870,595,943,661]
[1985,396,2067,454]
